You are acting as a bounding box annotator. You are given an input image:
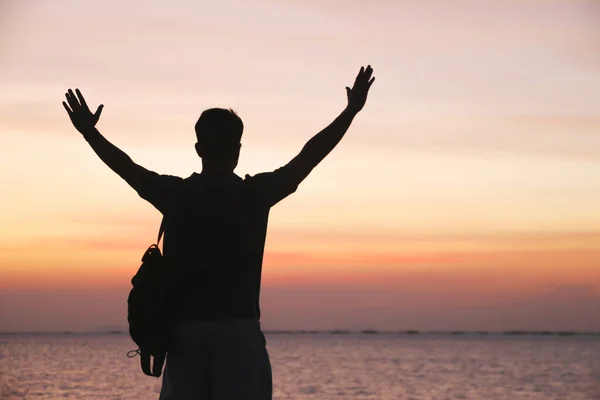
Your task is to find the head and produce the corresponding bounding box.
[194,108,243,171]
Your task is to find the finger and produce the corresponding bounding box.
[354,67,365,86]
[65,91,75,109]
[94,104,104,119]
[62,101,73,116]
[362,65,373,82]
[67,89,79,109]
[75,88,89,110]
[368,77,375,87]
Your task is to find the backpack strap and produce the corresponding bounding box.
[152,351,167,377]
[157,216,166,247]
[140,349,166,378]
[140,350,152,376]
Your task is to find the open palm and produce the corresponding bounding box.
[63,89,104,135]
[346,65,375,113]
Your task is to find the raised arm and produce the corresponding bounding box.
[62,88,151,190]
[285,65,375,184]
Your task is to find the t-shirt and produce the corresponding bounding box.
[134,165,300,321]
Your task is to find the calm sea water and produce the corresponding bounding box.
[1,333,599,400]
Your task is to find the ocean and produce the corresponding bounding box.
[1,333,599,399]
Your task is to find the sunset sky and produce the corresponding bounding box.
[1,0,599,332]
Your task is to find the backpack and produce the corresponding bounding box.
[126,217,172,377]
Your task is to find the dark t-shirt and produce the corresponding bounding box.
[134,165,300,321]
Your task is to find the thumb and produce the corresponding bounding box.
[95,104,104,118]
[345,87,351,101]
[92,104,104,123]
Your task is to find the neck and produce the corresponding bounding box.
[200,163,235,176]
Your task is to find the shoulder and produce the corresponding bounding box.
[136,172,185,202]
[243,165,296,184]
[143,173,185,190]
[242,168,299,207]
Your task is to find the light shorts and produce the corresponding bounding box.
[159,319,272,400]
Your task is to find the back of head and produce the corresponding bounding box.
[195,108,243,168]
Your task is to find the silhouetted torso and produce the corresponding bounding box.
[135,167,298,321]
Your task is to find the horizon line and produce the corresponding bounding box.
[2,329,600,336]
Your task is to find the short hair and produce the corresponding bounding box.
[195,108,243,148]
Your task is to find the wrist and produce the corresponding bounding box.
[343,105,360,117]
[81,127,99,141]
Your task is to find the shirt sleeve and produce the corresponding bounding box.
[135,170,183,214]
[245,163,302,207]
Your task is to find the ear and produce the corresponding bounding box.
[194,142,203,158]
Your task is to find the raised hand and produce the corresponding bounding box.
[63,89,104,135]
[345,65,375,114]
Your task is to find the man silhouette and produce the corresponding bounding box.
[63,65,375,400]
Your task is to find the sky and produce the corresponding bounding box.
[1,0,599,332]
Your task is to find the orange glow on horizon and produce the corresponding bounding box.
[2,0,600,331]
